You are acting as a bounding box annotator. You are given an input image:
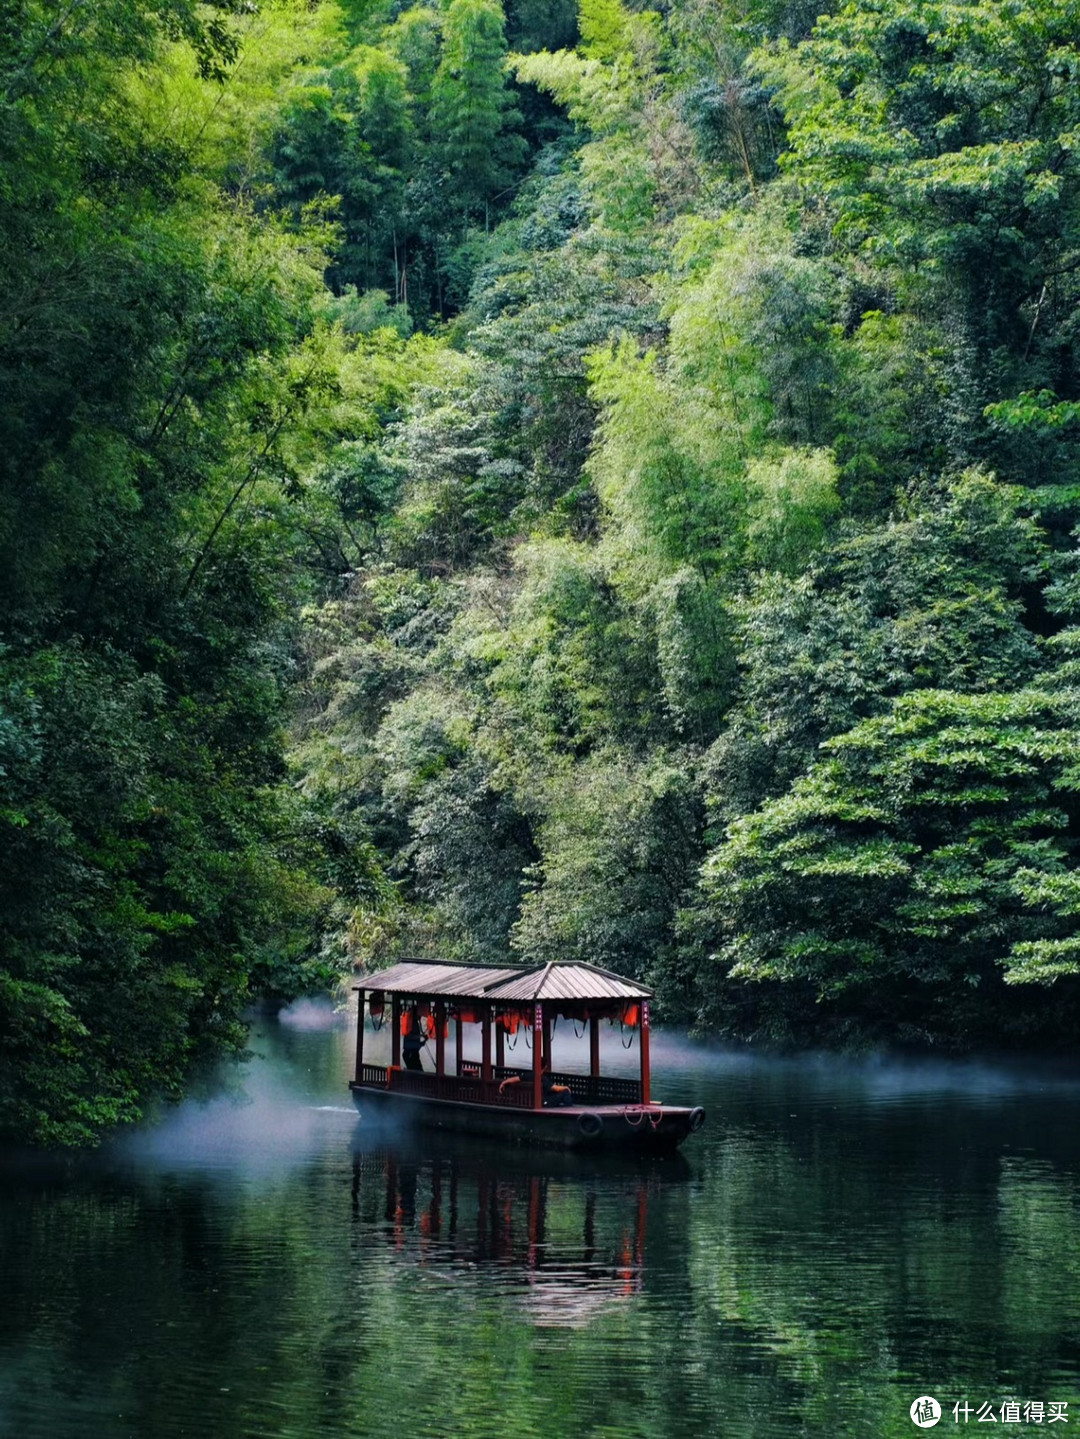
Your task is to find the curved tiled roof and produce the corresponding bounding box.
[353,959,651,1003]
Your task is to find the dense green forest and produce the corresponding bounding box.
[4,0,1080,1144]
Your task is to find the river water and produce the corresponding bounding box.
[2,1002,1079,1439]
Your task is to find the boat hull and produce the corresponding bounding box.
[349,1083,703,1153]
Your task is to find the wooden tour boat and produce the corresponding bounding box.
[350,959,705,1153]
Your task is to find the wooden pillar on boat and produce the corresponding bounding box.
[435,1002,446,1076]
[354,989,365,1082]
[455,1010,463,1077]
[495,1017,505,1071]
[589,1013,600,1079]
[542,1012,553,1073]
[532,1003,543,1110]
[639,999,651,1105]
[391,994,401,1068]
[481,1007,492,1081]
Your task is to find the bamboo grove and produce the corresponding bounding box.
[4,0,1080,1142]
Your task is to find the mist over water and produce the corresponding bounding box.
[2,1011,1080,1439]
[117,1062,351,1177]
[112,1000,357,1177]
[276,996,349,1031]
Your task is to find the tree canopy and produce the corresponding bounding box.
[6,0,1080,1143]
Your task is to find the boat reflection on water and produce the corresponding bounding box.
[349,1127,689,1326]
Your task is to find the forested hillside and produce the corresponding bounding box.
[4,0,1080,1143]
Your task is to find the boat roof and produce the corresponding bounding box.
[353,959,651,1003]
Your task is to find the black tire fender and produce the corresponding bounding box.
[689,1106,706,1132]
[577,1110,604,1139]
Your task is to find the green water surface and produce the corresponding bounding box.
[1,1009,1078,1439]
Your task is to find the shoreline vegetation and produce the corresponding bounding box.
[4,0,1080,1145]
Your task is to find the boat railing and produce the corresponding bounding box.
[358,1065,535,1108]
[357,1063,642,1107]
[491,1066,642,1106]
